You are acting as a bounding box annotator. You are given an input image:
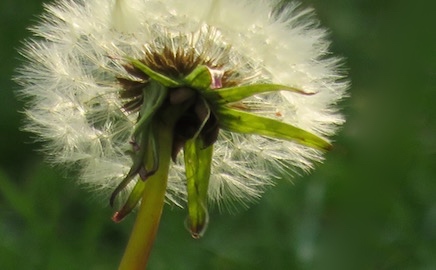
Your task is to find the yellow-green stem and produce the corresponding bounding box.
[117,122,173,270]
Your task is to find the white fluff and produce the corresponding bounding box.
[16,0,347,209]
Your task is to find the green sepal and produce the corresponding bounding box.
[133,81,168,137]
[183,65,212,90]
[184,138,213,239]
[110,125,149,207]
[128,58,180,87]
[216,107,332,151]
[111,178,146,223]
[111,82,165,208]
[204,83,313,104]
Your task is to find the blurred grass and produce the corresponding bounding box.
[1,0,435,269]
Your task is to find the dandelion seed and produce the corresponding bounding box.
[16,0,347,268]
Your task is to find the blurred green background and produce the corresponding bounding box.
[1,0,435,269]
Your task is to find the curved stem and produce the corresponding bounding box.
[117,122,173,270]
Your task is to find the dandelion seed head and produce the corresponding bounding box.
[16,0,347,210]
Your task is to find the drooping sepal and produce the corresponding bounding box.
[112,179,147,222]
[203,83,313,105]
[184,138,213,238]
[133,81,168,136]
[110,81,166,209]
[216,106,332,151]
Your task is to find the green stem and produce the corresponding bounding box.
[117,122,173,270]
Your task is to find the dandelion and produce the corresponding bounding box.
[16,0,347,269]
